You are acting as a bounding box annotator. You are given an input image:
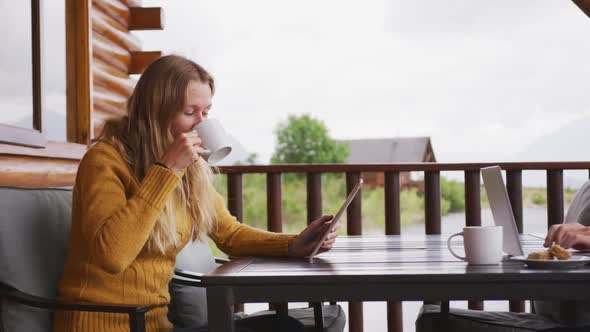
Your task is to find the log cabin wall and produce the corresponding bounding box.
[91,0,163,138]
[1,0,163,188]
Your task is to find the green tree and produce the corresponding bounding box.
[271,114,349,164]
[441,177,465,213]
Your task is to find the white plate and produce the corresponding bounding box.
[510,255,590,269]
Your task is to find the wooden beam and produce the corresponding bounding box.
[0,156,79,188]
[93,33,131,73]
[214,162,590,174]
[93,58,135,96]
[129,7,164,30]
[66,0,93,144]
[573,0,590,19]
[129,51,161,74]
[92,0,130,27]
[92,6,142,51]
[93,85,128,117]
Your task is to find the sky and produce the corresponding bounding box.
[134,0,590,163]
[3,0,590,166]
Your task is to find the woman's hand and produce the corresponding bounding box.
[159,132,204,172]
[288,215,339,257]
[544,223,590,249]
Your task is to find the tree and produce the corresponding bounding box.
[271,114,349,164]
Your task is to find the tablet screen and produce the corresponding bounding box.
[308,178,363,262]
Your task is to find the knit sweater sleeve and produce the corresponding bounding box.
[76,144,180,274]
[208,192,297,257]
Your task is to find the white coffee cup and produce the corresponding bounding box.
[192,118,232,164]
[447,226,503,265]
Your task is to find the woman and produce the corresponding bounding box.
[53,55,338,331]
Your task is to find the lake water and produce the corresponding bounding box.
[244,207,553,332]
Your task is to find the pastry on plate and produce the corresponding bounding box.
[526,251,553,260]
[548,244,572,260]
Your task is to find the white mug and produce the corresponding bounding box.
[447,226,503,265]
[192,118,232,164]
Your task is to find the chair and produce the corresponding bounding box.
[416,304,590,332]
[0,186,166,332]
[0,187,345,332]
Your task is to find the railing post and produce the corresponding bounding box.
[465,170,481,227]
[425,171,441,235]
[424,171,441,309]
[307,172,323,310]
[267,173,282,233]
[464,170,483,311]
[385,171,402,332]
[506,170,525,313]
[307,173,322,224]
[227,174,243,223]
[266,172,286,313]
[346,172,363,332]
[506,170,523,233]
[347,172,363,235]
[385,172,401,235]
[227,173,244,313]
[547,170,564,229]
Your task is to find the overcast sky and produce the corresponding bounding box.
[2,0,590,165]
[134,0,590,163]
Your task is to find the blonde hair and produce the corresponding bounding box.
[95,55,218,253]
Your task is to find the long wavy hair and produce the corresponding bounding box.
[95,55,218,253]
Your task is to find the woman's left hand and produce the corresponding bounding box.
[288,215,339,257]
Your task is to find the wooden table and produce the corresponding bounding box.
[203,235,590,331]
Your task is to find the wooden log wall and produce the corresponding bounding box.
[90,0,163,138]
[0,1,164,188]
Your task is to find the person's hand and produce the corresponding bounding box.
[544,223,590,250]
[159,132,204,172]
[288,215,339,257]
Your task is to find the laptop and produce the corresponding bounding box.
[308,178,363,262]
[481,166,525,257]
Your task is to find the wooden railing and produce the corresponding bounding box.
[217,162,590,332]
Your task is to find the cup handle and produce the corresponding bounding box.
[447,232,467,261]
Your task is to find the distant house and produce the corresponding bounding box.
[339,137,436,190]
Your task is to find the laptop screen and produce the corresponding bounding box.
[481,166,524,257]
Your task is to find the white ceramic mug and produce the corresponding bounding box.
[192,118,232,164]
[447,226,503,265]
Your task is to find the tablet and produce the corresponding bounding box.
[308,178,363,262]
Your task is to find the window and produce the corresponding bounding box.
[0,0,59,147]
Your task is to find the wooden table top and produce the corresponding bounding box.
[203,235,590,286]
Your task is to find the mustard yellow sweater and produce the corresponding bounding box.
[53,142,296,332]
